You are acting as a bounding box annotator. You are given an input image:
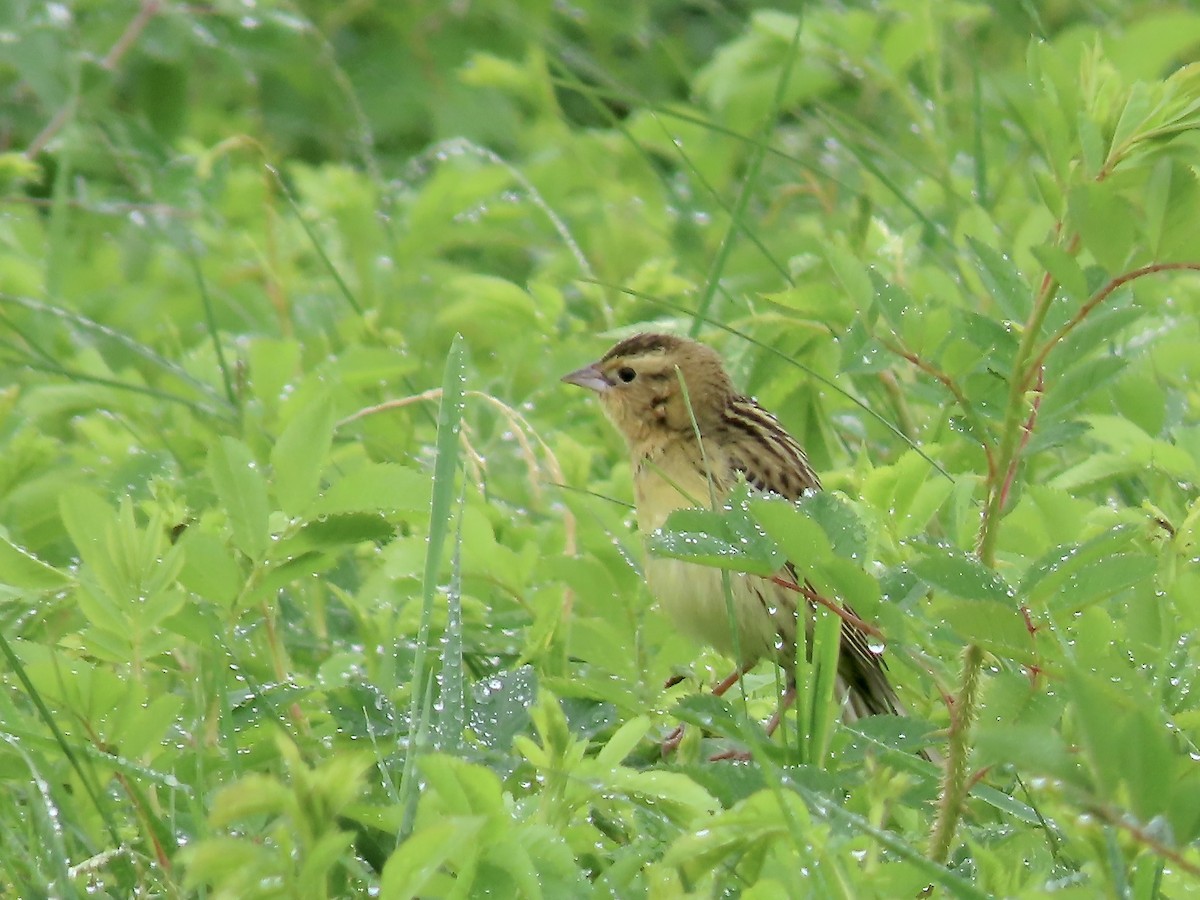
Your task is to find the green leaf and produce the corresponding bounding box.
[936,598,1034,661]
[1077,112,1105,176]
[910,545,1015,603]
[208,437,271,562]
[599,766,721,824]
[796,492,869,562]
[419,755,505,817]
[402,334,467,838]
[381,818,486,899]
[0,537,72,591]
[649,498,783,576]
[1030,243,1087,302]
[808,557,880,620]
[312,463,430,517]
[868,269,914,330]
[1150,159,1200,262]
[967,237,1029,320]
[465,667,534,756]
[1046,554,1156,619]
[271,393,336,516]
[747,494,834,570]
[1020,526,1155,612]
[1068,182,1136,270]
[840,317,890,374]
[825,243,873,308]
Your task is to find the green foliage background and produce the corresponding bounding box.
[2,0,1200,896]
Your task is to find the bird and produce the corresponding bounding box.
[562,331,903,754]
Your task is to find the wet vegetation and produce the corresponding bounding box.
[2,1,1200,895]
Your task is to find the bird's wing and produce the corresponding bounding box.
[723,396,900,718]
[720,396,821,500]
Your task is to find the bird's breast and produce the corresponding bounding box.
[633,443,791,667]
[645,557,787,668]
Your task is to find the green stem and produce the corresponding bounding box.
[976,272,1059,564]
[928,643,985,864]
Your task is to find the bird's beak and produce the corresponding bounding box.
[561,362,610,393]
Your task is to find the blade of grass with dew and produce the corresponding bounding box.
[436,483,467,752]
[790,781,990,899]
[0,293,228,406]
[0,354,234,422]
[0,633,124,852]
[0,734,73,893]
[399,334,466,837]
[674,367,749,718]
[807,601,842,768]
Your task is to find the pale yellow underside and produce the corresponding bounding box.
[636,442,788,668]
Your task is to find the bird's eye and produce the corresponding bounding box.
[617,367,637,383]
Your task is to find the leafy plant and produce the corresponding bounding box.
[1,1,1199,896]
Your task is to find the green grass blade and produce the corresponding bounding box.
[436,484,467,752]
[399,334,466,836]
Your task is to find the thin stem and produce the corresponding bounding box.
[976,266,1059,564]
[771,574,886,642]
[928,643,984,863]
[1089,804,1200,878]
[24,0,162,159]
[996,366,1044,515]
[980,259,1200,561]
[881,338,996,480]
[1024,262,1200,390]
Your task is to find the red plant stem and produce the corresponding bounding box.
[883,339,997,481]
[1023,262,1200,390]
[996,366,1043,514]
[771,575,885,642]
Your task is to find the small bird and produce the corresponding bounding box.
[563,332,902,751]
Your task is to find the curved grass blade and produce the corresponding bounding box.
[689,11,805,336]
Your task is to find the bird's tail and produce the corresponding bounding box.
[837,653,942,766]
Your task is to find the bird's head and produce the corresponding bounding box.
[562,332,735,449]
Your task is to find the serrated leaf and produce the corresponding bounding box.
[649,503,782,576]
[312,463,430,517]
[796,492,869,562]
[208,437,270,562]
[271,393,336,516]
[469,665,536,752]
[1030,243,1088,302]
[967,237,1030,320]
[1019,525,1150,612]
[910,545,1015,603]
[0,537,72,591]
[1068,182,1136,269]
[747,494,833,569]
[840,317,890,374]
[868,269,914,330]
[937,599,1034,661]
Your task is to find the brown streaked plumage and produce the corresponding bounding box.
[564,332,902,749]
